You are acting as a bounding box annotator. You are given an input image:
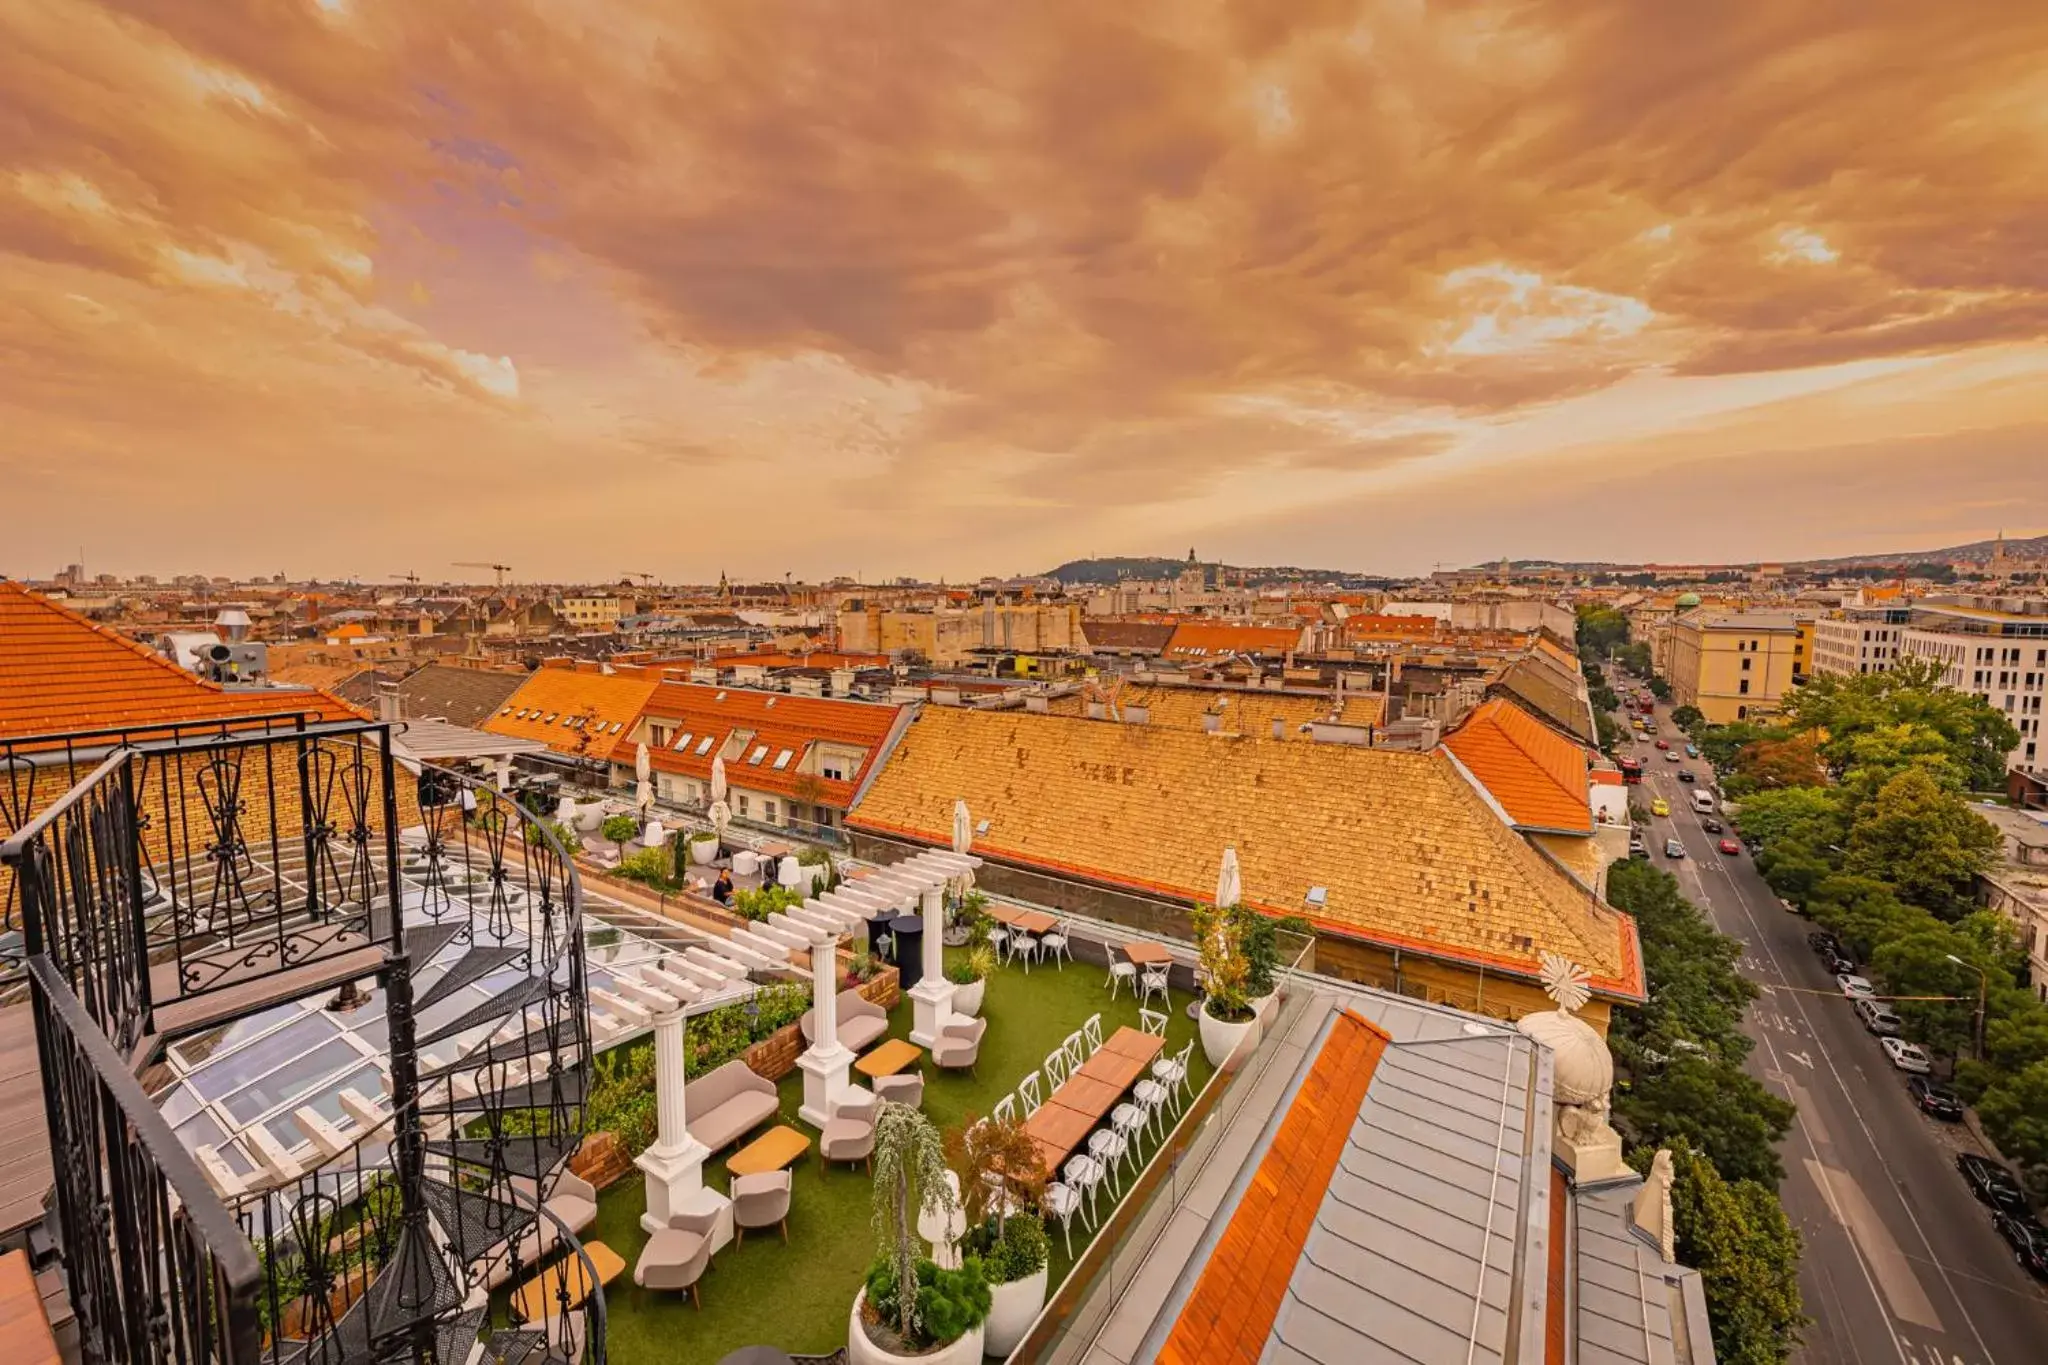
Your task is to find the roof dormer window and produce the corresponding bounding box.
[673,731,693,750]
[772,749,793,769]
[748,745,768,765]
[694,735,715,755]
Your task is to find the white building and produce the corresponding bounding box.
[1897,602,2048,773]
[1809,603,1911,678]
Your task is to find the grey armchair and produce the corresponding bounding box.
[820,1092,878,1174]
[633,1204,722,1309]
[732,1169,793,1245]
[873,1071,924,1109]
[932,1015,987,1076]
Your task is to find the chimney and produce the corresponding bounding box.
[376,680,403,723]
[215,607,251,643]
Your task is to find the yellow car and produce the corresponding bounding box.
[1651,797,1670,817]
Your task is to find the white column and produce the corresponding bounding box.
[907,879,958,1048]
[635,1005,732,1246]
[797,932,860,1127]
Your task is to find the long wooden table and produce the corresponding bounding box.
[1020,1026,1167,1173]
[990,905,1057,936]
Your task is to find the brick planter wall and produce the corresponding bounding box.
[855,965,901,1011]
[570,1131,636,1192]
[743,1022,804,1082]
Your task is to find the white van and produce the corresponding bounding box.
[1691,789,1717,814]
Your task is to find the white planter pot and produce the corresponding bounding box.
[849,1291,987,1365]
[1199,1004,1257,1067]
[952,977,986,1018]
[982,1266,1048,1357]
[689,838,718,866]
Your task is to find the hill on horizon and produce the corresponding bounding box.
[1042,555,1376,585]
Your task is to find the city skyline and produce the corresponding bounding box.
[6,1,2047,579]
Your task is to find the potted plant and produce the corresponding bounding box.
[686,829,719,866]
[944,888,990,947]
[1192,903,1256,1066]
[851,1104,990,1365]
[600,814,639,859]
[944,945,996,1018]
[945,1114,1050,1356]
[1234,906,1281,1026]
[844,951,885,991]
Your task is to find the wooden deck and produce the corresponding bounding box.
[0,1006,52,1240]
[0,1250,61,1365]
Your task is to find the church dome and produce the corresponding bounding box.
[1517,1008,1614,1107]
[1675,591,1702,608]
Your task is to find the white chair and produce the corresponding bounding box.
[1082,1012,1104,1054]
[1138,1007,1168,1037]
[1132,1075,1173,1144]
[1063,1152,1107,1228]
[1153,1040,1195,1115]
[992,1093,1017,1128]
[1087,1127,1129,1198]
[987,923,1009,962]
[1062,1033,1087,1076]
[1044,1047,1070,1092]
[1106,956,1137,1000]
[1013,929,1041,972]
[1110,1101,1149,1168]
[1043,1178,1086,1257]
[1039,918,1072,968]
[1139,965,1170,1009]
[1017,1071,1043,1119]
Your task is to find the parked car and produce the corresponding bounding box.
[1655,739,1671,750]
[1629,844,1651,861]
[1744,836,1765,854]
[1991,1211,2048,1281]
[1808,931,1843,955]
[1958,1153,2028,1213]
[1881,1038,1932,1073]
[1677,768,1697,782]
[1855,999,1903,1036]
[1701,817,1724,834]
[1906,1075,1965,1120]
[1665,838,1686,859]
[1684,743,1699,757]
[1837,973,1876,998]
[1718,838,1742,856]
[1824,950,1860,977]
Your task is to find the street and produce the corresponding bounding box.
[1623,697,2048,1365]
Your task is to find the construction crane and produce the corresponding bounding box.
[622,571,656,585]
[392,571,421,586]
[452,561,512,587]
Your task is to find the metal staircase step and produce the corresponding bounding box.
[415,944,526,1012]
[481,1330,551,1365]
[417,1176,535,1267]
[364,1221,463,1340]
[416,1030,583,1089]
[436,1305,489,1365]
[403,922,466,968]
[430,1067,587,1118]
[416,977,550,1048]
[422,1133,579,1182]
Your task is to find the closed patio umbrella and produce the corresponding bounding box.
[635,741,653,816]
[1215,846,1242,909]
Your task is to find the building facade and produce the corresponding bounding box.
[1667,610,1802,723]
[1809,604,1911,678]
[1899,603,2048,772]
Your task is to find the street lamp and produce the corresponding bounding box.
[1945,954,1987,1061]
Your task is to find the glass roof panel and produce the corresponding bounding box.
[185,1014,336,1098]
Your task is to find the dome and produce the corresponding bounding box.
[1675,592,1702,608]
[1517,1008,1614,1106]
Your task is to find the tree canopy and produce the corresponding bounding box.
[1661,1143,1806,1365]
[1576,604,1630,658]
[1785,658,2019,790]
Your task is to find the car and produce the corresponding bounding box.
[1718,838,1741,856]
[1743,836,1764,854]
[1654,739,1670,750]
[1837,973,1875,998]
[1906,1075,1965,1120]
[1958,1153,2028,1213]
[1992,1211,2048,1281]
[1881,1037,1932,1073]
[1664,750,1683,762]
[1650,797,1670,817]
[1701,817,1724,834]
[1857,999,1903,1036]
[1824,950,1859,976]
[1677,768,1697,782]
[1665,838,1686,859]
[1628,844,1651,861]
[1808,930,1842,954]
[1685,743,1699,758]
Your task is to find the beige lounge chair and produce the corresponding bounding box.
[873,1071,924,1109]
[732,1169,793,1245]
[932,1016,987,1076]
[821,1093,878,1174]
[799,988,889,1053]
[633,1204,723,1309]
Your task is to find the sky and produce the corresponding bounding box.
[4,0,2047,583]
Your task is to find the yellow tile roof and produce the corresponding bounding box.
[850,707,1643,999]
[1043,684,1383,735]
[480,668,658,761]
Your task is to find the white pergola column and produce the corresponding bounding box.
[907,880,958,1047]
[635,1003,733,1247]
[797,932,861,1127]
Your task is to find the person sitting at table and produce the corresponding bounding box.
[711,868,734,905]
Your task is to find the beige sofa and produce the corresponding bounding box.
[476,1170,600,1291]
[798,988,889,1054]
[685,1058,780,1153]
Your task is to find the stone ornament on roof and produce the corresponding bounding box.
[1517,954,1629,1185]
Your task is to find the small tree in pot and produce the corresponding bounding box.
[1192,902,1256,1066]
[855,1103,991,1363]
[600,814,638,859]
[945,1112,1051,1354]
[944,945,997,1017]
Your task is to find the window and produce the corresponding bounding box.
[748,745,768,765]
[673,730,693,750]
[694,735,715,755]
[651,725,669,746]
[1742,657,1753,672]
[764,800,779,824]
[772,749,793,769]
[543,713,558,724]
[821,760,847,781]
[737,794,751,817]
[1739,678,1751,694]
[609,722,622,734]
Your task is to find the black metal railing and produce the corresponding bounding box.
[29,955,264,1365]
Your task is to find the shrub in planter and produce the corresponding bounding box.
[975,1212,1049,1286]
[944,945,997,1016]
[844,951,885,989]
[862,1103,982,1352]
[600,814,639,855]
[1192,903,1257,1065]
[860,1257,991,1356]
[615,847,679,890]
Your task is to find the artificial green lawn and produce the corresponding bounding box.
[587,946,1214,1362]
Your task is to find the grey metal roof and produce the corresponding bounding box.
[1573,1181,1713,1365]
[1263,1030,1550,1365]
[391,718,549,763]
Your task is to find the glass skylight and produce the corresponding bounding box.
[694,735,716,755]
[772,749,793,769]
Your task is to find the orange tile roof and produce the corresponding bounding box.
[0,582,361,747]
[1158,1010,1389,1365]
[624,684,903,807]
[1441,697,1595,834]
[480,668,658,761]
[849,706,1644,998]
[1163,622,1304,658]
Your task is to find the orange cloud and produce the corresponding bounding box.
[3,0,2046,577]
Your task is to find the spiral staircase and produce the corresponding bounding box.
[1,719,603,1365]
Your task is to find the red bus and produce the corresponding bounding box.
[1618,756,1644,785]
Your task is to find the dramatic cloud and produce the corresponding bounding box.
[3,0,2046,579]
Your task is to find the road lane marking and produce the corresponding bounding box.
[1806,1158,1945,1329]
[1784,1077,1832,1147]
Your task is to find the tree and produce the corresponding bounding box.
[1755,840,1837,907]
[1615,641,1654,676]
[1735,787,1848,851]
[1868,926,1986,1060]
[1576,605,1630,659]
[1787,658,2020,791]
[1648,675,1672,701]
[1670,705,1704,733]
[1662,1142,1805,1365]
[1843,768,2001,918]
[601,813,639,858]
[1616,1057,1796,1187]
[1976,1060,2048,1197]
[1733,733,1830,792]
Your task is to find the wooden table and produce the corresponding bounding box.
[1021,1102,1095,1173]
[992,906,1057,935]
[1100,1026,1169,1064]
[510,1239,625,1320]
[1123,940,1173,967]
[1048,1073,1120,1116]
[726,1125,810,1178]
[855,1038,924,1079]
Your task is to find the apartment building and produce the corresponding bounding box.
[1899,602,2048,772]
[560,594,629,629]
[1667,610,1802,723]
[1810,604,1911,678]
